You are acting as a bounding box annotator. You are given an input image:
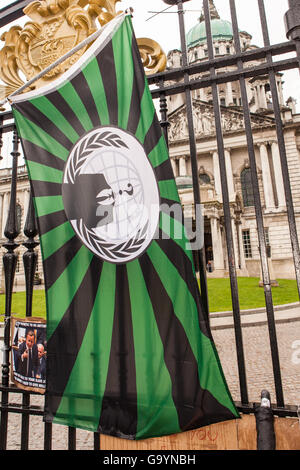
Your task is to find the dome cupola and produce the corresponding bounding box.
[186,0,234,48]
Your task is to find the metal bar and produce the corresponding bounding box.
[44,422,52,450]
[147,41,297,84]
[68,427,76,450]
[23,190,39,317]
[229,0,284,409]
[176,0,210,320]
[94,432,100,450]
[0,129,20,450]
[20,392,30,450]
[158,78,170,146]
[202,0,249,405]
[258,0,300,300]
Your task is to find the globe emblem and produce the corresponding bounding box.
[83,148,145,241]
[62,126,160,264]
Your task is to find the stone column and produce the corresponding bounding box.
[225,148,235,200]
[171,158,177,177]
[260,84,268,109]
[226,81,234,106]
[199,87,206,102]
[2,192,9,238]
[212,151,222,201]
[210,216,224,272]
[231,217,240,269]
[0,194,3,238]
[258,143,275,209]
[270,141,286,209]
[179,156,187,177]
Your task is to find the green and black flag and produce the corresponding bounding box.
[11,14,239,439]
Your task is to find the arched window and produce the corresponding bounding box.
[199,173,211,185]
[16,203,22,233]
[241,168,254,207]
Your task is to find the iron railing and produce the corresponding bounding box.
[0,0,300,450]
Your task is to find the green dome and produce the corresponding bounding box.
[186,18,233,48]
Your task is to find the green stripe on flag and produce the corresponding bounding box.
[54,262,116,431]
[158,180,181,203]
[46,246,94,340]
[58,82,93,132]
[135,79,155,144]
[82,58,110,126]
[159,213,193,265]
[27,160,63,184]
[112,20,134,129]
[147,241,238,416]
[127,260,180,439]
[13,109,69,161]
[148,135,168,168]
[34,195,64,217]
[29,95,79,144]
[41,222,75,260]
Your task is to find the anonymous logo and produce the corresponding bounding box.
[62,127,160,263]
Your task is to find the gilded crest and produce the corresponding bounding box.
[0,0,167,103]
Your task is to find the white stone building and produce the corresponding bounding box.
[166,1,300,279]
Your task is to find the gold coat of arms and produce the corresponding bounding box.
[0,0,167,103]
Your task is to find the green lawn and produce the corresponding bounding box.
[207,277,299,312]
[0,277,299,321]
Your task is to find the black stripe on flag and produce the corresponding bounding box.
[98,264,137,439]
[153,159,175,182]
[96,40,118,126]
[70,72,101,128]
[143,115,162,156]
[156,232,210,339]
[21,140,66,173]
[139,253,233,431]
[45,256,103,420]
[15,102,74,151]
[43,236,83,291]
[37,210,68,236]
[46,91,87,137]
[32,181,62,198]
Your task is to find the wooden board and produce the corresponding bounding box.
[100,415,300,450]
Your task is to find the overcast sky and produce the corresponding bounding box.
[0,0,299,166]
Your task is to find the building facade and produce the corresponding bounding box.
[166,1,300,279]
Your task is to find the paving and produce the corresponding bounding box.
[0,303,299,450]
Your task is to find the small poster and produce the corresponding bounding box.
[11,317,47,394]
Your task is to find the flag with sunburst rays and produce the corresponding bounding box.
[11,13,239,440]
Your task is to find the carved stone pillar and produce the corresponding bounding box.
[210,216,224,272]
[226,81,234,106]
[258,142,275,209]
[212,151,222,201]
[225,148,235,200]
[179,156,187,177]
[270,141,286,209]
[2,192,9,238]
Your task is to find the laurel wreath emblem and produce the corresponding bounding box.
[64,130,149,263]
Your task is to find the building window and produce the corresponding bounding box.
[16,253,20,273]
[215,47,220,55]
[16,203,22,233]
[226,46,231,54]
[199,173,211,185]
[242,229,252,258]
[204,49,208,57]
[220,97,226,106]
[241,168,255,207]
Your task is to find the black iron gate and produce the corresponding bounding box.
[0,0,300,450]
